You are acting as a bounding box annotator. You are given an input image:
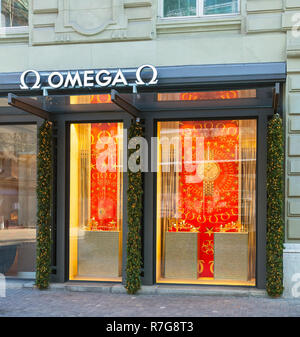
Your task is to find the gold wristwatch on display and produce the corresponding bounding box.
[197,149,220,196]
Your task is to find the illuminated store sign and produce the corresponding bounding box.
[19,65,158,90]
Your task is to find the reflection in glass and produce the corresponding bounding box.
[1,0,28,27]
[164,0,196,17]
[156,120,256,285]
[0,125,37,279]
[70,95,112,105]
[69,123,123,281]
[204,0,238,15]
[157,89,256,102]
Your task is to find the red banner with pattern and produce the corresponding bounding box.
[90,123,119,231]
[169,120,240,278]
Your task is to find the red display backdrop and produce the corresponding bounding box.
[90,123,119,231]
[170,120,240,278]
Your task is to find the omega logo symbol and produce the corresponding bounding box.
[20,69,41,89]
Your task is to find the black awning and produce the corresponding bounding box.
[8,90,135,120]
[8,85,277,121]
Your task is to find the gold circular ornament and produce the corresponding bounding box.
[197,162,221,182]
[198,260,204,274]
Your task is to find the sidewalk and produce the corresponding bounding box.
[4,279,268,297]
[1,280,300,317]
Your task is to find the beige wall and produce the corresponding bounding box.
[0,0,291,72]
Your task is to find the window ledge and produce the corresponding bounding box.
[0,26,29,43]
[156,15,242,34]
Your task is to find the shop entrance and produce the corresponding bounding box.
[68,122,124,281]
[7,79,280,288]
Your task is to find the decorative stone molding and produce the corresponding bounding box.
[247,0,283,13]
[285,0,300,10]
[246,13,283,33]
[60,0,126,36]
[156,16,242,35]
[245,0,284,33]
[285,6,300,244]
[284,243,300,253]
[32,0,58,14]
[0,26,29,44]
[286,30,300,58]
[285,71,300,241]
[31,0,154,45]
[283,243,300,297]
[288,199,300,216]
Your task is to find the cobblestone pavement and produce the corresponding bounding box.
[1,288,300,317]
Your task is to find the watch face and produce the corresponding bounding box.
[197,162,221,182]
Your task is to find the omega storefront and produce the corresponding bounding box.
[0,62,285,289]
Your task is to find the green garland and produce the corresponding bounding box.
[266,114,284,297]
[125,121,143,294]
[36,121,53,289]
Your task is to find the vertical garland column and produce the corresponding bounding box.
[125,121,143,294]
[266,113,284,297]
[36,121,53,289]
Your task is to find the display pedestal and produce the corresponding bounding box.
[164,232,197,279]
[78,231,120,278]
[214,232,248,281]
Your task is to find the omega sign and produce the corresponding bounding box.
[20,65,158,90]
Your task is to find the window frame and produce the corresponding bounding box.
[0,121,38,279]
[67,121,125,283]
[154,117,258,286]
[0,0,29,31]
[148,105,272,289]
[160,0,241,20]
[65,115,132,284]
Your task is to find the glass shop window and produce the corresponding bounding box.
[69,123,123,281]
[162,0,239,18]
[0,0,28,27]
[156,120,257,286]
[0,124,37,279]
